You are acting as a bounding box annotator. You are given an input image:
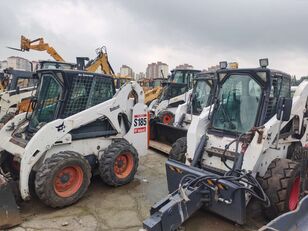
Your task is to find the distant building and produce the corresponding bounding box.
[175,63,194,70]
[146,61,168,79]
[120,65,135,78]
[0,60,8,70]
[7,56,32,71]
[135,72,146,81]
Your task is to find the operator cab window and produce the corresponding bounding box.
[29,74,62,129]
[212,74,262,134]
[264,75,291,122]
[191,79,212,115]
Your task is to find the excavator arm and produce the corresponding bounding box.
[85,46,115,76]
[8,35,65,62]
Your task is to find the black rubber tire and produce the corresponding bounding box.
[259,158,301,220]
[158,111,174,125]
[99,140,139,186]
[169,137,187,163]
[289,144,308,190]
[35,151,91,208]
[0,112,15,125]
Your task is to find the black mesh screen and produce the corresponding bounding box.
[62,75,114,118]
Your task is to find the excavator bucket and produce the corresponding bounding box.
[0,174,22,229]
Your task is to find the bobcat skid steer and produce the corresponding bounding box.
[149,71,217,154]
[148,68,200,124]
[0,69,148,229]
[143,59,308,231]
[0,68,37,126]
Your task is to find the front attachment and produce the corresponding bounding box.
[0,174,22,229]
[149,119,187,154]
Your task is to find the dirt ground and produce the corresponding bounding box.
[10,149,267,231]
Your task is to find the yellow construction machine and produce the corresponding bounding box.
[8,35,65,62]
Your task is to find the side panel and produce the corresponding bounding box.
[124,103,149,156]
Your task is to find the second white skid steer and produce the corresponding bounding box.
[0,68,148,228]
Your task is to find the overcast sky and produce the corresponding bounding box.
[0,0,307,77]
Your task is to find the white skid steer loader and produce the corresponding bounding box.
[149,71,217,154]
[148,68,200,124]
[0,69,37,125]
[144,59,308,231]
[0,69,148,229]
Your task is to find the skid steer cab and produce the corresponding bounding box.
[0,68,148,228]
[148,68,201,124]
[0,69,37,126]
[0,61,78,129]
[149,71,217,154]
[144,59,308,231]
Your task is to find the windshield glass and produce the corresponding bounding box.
[159,83,188,102]
[153,80,161,87]
[212,74,262,134]
[29,74,62,129]
[172,71,187,84]
[191,79,212,114]
[40,62,75,70]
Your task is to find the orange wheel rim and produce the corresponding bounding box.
[288,176,300,211]
[114,152,134,179]
[54,165,84,198]
[162,114,173,124]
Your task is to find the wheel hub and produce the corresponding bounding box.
[53,166,84,198]
[114,152,134,179]
[60,174,70,184]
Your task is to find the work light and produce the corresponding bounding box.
[259,58,269,68]
[219,61,228,69]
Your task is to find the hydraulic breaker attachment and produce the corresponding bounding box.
[143,185,210,231]
[143,160,247,231]
[0,174,22,229]
[260,195,308,231]
[149,119,187,154]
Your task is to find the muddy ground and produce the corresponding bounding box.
[10,149,267,231]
